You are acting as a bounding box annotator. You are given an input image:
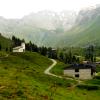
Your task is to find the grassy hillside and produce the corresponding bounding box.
[0,52,100,100]
[0,34,12,50]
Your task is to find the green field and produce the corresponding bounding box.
[50,61,67,76]
[0,52,100,100]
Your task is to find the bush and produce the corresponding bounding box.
[93,76,100,79]
[77,84,100,90]
[16,89,24,96]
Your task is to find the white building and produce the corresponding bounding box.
[64,64,96,79]
[13,42,25,52]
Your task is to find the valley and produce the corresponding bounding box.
[0,2,100,100]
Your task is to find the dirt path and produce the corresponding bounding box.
[44,59,63,78]
[44,59,83,85]
[44,59,75,80]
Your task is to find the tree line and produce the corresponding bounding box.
[0,35,96,64]
[11,36,81,64]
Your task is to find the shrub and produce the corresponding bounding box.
[93,76,100,79]
[77,84,100,90]
[16,89,24,96]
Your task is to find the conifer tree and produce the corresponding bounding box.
[0,44,1,51]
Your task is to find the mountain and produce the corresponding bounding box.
[0,34,12,49]
[22,10,76,30]
[0,6,100,47]
[57,5,100,47]
[0,10,77,47]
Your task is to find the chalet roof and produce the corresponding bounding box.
[13,46,23,50]
[64,63,96,70]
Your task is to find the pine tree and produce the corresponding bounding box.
[5,48,8,52]
[0,44,1,51]
[85,45,95,62]
[64,53,68,64]
[68,50,72,64]
[59,52,64,61]
[47,47,52,58]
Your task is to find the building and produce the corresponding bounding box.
[82,61,89,64]
[64,64,96,79]
[13,42,25,52]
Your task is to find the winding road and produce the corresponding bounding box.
[44,59,82,83]
[44,59,63,78]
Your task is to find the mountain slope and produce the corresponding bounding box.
[0,34,12,49]
[0,6,100,47]
[57,6,100,47]
[0,10,77,47]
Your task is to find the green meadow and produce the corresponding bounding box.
[0,52,100,100]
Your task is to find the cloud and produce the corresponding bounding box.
[0,0,99,18]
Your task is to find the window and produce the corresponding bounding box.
[75,68,79,72]
[75,74,79,78]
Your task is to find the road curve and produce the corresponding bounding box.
[44,59,79,81]
[44,59,83,86]
[44,59,63,78]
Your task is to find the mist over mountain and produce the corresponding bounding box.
[76,5,100,25]
[0,5,100,47]
[0,10,77,31]
[0,10,77,47]
[58,5,100,47]
[22,10,77,30]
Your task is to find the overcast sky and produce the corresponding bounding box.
[0,0,100,19]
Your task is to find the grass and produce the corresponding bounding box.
[50,61,75,80]
[50,60,67,76]
[96,64,100,72]
[97,72,100,76]
[0,51,100,100]
[0,51,8,57]
[85,79,100,86]
[50,59,100,99]
[96,57,100,62]
[0,35,12,50]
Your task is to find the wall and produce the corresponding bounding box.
[79,69,92,79]
[64,69,75,77]
[13,48,24,52]
[21,43,25,50]
[64,68,92,79]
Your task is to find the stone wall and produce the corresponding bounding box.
[79,69,92,79]
[64,68,92,79]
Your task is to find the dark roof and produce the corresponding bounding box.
[64,64,96,70]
